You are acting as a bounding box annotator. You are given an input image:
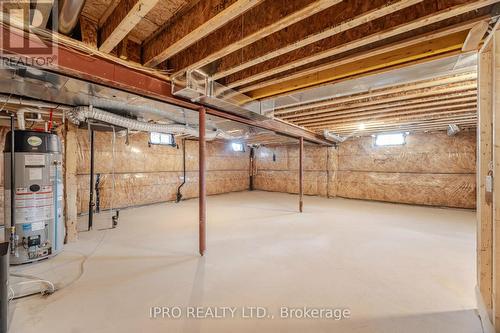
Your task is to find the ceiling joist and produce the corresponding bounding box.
[143,0,265,67]
[221,0,495,93]
[99,0,160,53]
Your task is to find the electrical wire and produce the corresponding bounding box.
[8,273,55,300]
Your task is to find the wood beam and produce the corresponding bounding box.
[143,0,265,67]
[493,27,500,330]
[290,95,477,124]
[276,71,477,114]
[222,0,495,90]
[307,108,477,129]
[330,117,477,134]
[278,76,478,117]
[299,102,478,126]
[241,31,474,99]
[477,36,494,318]
[168,0,343,75]
[333,122,477,135]
[171,0,421,77]
[99,0,160,53]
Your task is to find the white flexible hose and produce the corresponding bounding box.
[66,106,245,140]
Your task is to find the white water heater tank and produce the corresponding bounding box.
[4,130,64,265]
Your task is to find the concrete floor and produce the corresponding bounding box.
[8,191,480,333]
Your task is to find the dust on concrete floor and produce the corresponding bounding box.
[8,191,480,333]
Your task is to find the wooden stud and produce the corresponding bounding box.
[477,36,494,318]
[493,28,500,330]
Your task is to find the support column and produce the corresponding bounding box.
[299,137,304,213]
[199,107,206,256]
[88,129,95,231]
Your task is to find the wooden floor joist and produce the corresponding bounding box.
[299,101,478,126]
[241,35,472,99]
[142,0,265,67]
[167,0,343,75]
[290,95,478,124]
[275,73,477,116]
[222,0,495,92]
[330,118,477,135]
[205,0,422,80]
[308,108,477,129]
[99,0,160,53]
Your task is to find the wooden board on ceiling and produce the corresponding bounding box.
[81,0,114,23]
[128,0,195,42]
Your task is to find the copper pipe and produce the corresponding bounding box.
[199,107,207,256]
[299,137,304,213]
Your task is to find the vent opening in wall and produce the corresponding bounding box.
[375,133,406,146]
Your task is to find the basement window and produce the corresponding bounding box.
[231,142,244,152]
[150,132,175,146]
[375,133,406,146]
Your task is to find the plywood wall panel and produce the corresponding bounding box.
[339,151,476,173]
[254,131,476,208]
[336,171,476,208]
[75,129,250,213]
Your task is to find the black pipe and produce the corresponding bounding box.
[176,139,186,203]
[9,115,15,254]
[95,173,101,213]
[0,242,9,333]
[249,147,255,191]
[88,129,95,231]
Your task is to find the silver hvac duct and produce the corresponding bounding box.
[323,130,346,143]
[67,106,246,140]
[58,0,87,35]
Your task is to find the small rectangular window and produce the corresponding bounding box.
[231,142,244,152]
[375,133,405,146]
[150,132,175,146]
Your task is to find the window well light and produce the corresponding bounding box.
[375,133,406,146]
[231,142,244,152]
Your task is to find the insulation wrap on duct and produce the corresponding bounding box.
[66,106,247,140]
[323,130,346,143]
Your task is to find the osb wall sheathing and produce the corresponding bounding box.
[254,131,477,209]
[254,145,338,197]
[75,128,250,213]
[337,131,476,209]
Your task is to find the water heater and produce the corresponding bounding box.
[4,130,64,265]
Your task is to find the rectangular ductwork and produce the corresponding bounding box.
[172,70,273,120]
